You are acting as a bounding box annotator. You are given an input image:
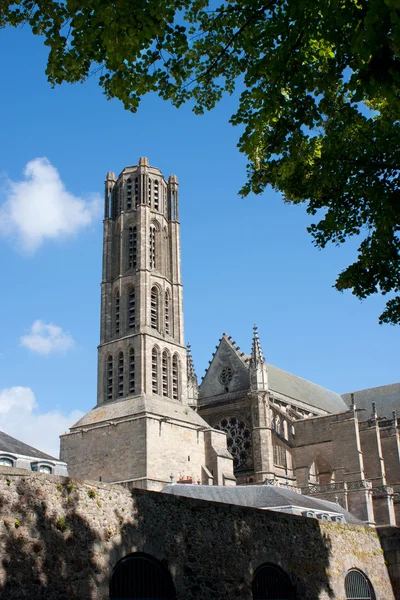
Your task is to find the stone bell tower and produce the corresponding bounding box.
[60,158,235,490]
[98,157,186,405]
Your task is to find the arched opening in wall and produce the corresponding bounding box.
[152,347,159,394]
[172,355,179,400]
[106,355,113,401]
[115,290,120,335]
[311,455,334,486]
[252,563,296,600]
[129,348,135,394]
[110,552,176,600]
[149,225,156,269]
[128,287,135,330]
[126,178,132,210]
[151,286,159,330]
[345,569,375,600]
[118,352,124,397]
[134,177,139,207]
[154,180,159,211]
[165,289,170,335]
[128,226,137,269]
[148,178,152,206]
[162,350,170,397]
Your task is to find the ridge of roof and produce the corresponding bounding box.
[0,430,59,461]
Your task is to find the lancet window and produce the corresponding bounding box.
[126,178,132,210]
[149,226,156,269]
[154,180,159,211]
[172,355,179,400]
[118,352,124,397]
[128,288,135,329]
[134,177,139,207]
[152,348,159,394]
[107,355,113,400]
[165,290,170,335]
[151,287,159,330]
[129,348,135,394]
[162,351,170,397]
[115,291,120,335]
[273,444,287,468]
[148,179,152,205]
[128,226,137,269]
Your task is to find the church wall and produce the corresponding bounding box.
[0,471,394,599]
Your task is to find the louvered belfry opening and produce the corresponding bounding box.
[252,563,296,600]
[110,553,176,600]
[345,570,374,600]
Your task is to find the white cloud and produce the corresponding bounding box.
[20,320,75,355]
[0,387,84,458]
[0,157,101,252]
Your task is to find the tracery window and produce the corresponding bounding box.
[165,290,170,335]
[149,226,156,268]
[214,416,252,469]
[126,178,132,210]
[128,226,137,269]
[129,348,135,394]
[107,355,113,400]
[151,286,159,330]
[118,352,124,397]
[115,291,120,335]
[219,366,233,388]
[152,347,159,394]
[345,569,375,600]
[154,180,159,211]
[162,350,170,397]
[172,354,179,400]
[128,288,135,329]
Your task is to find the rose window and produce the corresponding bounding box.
[219,366,233,386]
[214,416,252,469]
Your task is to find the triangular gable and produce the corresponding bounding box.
[199,334,250,399]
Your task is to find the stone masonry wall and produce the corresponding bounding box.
[0,470,395,599]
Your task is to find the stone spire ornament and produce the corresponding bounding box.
[249,325,268,391]
[187,343,199,408]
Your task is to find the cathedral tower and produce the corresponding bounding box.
[60,159,235,490]
[98,157,187,405]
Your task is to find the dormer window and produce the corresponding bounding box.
[0,457,14,467]
[31,462,53,474]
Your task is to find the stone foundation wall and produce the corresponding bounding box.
[0,471,394,599]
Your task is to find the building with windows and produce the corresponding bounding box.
[0,430,67,475]
[60,158,235,489]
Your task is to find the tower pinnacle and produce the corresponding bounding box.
[251,324,265,365]
[250,325,268,391]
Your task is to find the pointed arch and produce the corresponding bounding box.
[154,180,159,211]
[149,225,156,269]
[345,569,375,600]
[114,289,120,335]
[162,350,171,397]
[172,354,179,401]
[106,355,113,401]
[150,286,159,330]
[165,289,170,335]
[152,346,160,394]
[129,347,135,394]
[118,351,124,397]
[127,286,135,330]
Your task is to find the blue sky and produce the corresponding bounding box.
[0,26,398,457]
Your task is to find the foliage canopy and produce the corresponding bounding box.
[2,0,400,323]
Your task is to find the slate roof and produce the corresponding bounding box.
[342,383,400,420]
[69,394,210,429]
[162,484,362,524]
[0,430,58,461]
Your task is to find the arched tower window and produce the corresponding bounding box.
[162,350,170,397]
[128,226,137,269]
[134,177,139,207]
[165,289,170,335]
[149,226,156,269]
[252,563,295,600]
[154,180,159,211]
[152,347,159,394]
[148,178,152,206]
[172,354,179,400]
[110,553,176,600]
[150,286,159,330]
[129,348,135,394]
[115,290,120,335]
[118,352,124,397]
[128,287,135,329]
[345,569,375,599]
[126,178,132,210]
[107,355,113,401]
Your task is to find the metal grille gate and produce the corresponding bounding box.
[252,563,296,600]
[110,553,176,600]
[345,570,374,600]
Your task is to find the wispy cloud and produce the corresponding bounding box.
[20,320,75,355]
[0,157,101,252]
[0,387,83,458]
